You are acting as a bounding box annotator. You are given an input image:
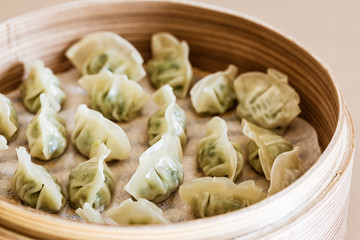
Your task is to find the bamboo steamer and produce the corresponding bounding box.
[0,0,354,239]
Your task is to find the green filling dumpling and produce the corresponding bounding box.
[11,147,65,212]
[71,104,131,161]
[148,85,186,147]
[234,68,300,131]
[106,198,169,225]
[20,60,66,113]
[268,147,305,196]
[26,94,67,160]
[179,177,265,218]
[196,117,243,181]
[146,32,193,98]
[68,141,114,210]
[241,119,293,180]
[124,132,183,203]
[65,31,145,81]
[190,65,238,114]
[0,93,18,140]
[78,71,149,122]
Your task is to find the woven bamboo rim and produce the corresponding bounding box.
[0,1,354,239]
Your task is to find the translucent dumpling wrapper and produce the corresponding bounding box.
[190,65,238,114]
[0,135,8,150]
[124,132,183,203]
[71,104,131,161]
[179,177,265,218]
[20,60,66,113]
[105,198,169,225]
[26,94,67,160]
[146,32,193,98]
[75,202,106,224]
[268,147,305,196]
[0,93,18,140]
[79,71,149,122]
[148,85,186,147]
[196,117,243,181]
[68,141,114,210]
[241,119,293,180]
[234,68,301,131]
[11,147,65,212]
[66,31,145,81]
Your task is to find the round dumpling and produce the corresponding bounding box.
[234,68,300,131]
[66,31,145,81]
[79,71,149,122]
[190,65,238,114]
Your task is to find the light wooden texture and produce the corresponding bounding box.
[0,0,354,239]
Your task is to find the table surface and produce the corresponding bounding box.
[0,0,358,239]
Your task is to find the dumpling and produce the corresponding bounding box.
[75,202,105,224]
[78,71,149,122]
[66,31,145,81]
[146,32,193,98]
[148,85,186,146]
[234,68,300,131]
[0,93,18,140]
[20,60,66,113]
[26,94,67,160]
[241,119,293,180]
[179,177,265,218]
[68,141,114,210]
[190,65,238,114]
[105,198,169,225]
[71,104,131,161]
[124,132,183,203]
[11,147,65,212]
[196,117,243,181]
[0,135,8,150]
[268,147,305,196]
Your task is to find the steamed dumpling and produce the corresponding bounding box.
[0,93,18,140]
[68,141,114,210]
[241,119,293,180]
[124,132,183,203]
[190,65,238,114]
[26,94,67,160]
[148,85,186,146]
[146,32,193,98]
[0,135,8,150]
[71,104,131,161]
[196,117,243,181]
[268,147,305,196]
[66,31,145,81]
[20,60,66,113]
[11,147,65,212]
[79,71,149,122]
[234,68,300,131]
[106,198,169,225]
[75,202,105,224]
[179,177,265,218]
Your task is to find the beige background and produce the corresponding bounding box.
[0,0,358,239]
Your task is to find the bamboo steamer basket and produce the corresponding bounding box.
[0,0,354,239]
